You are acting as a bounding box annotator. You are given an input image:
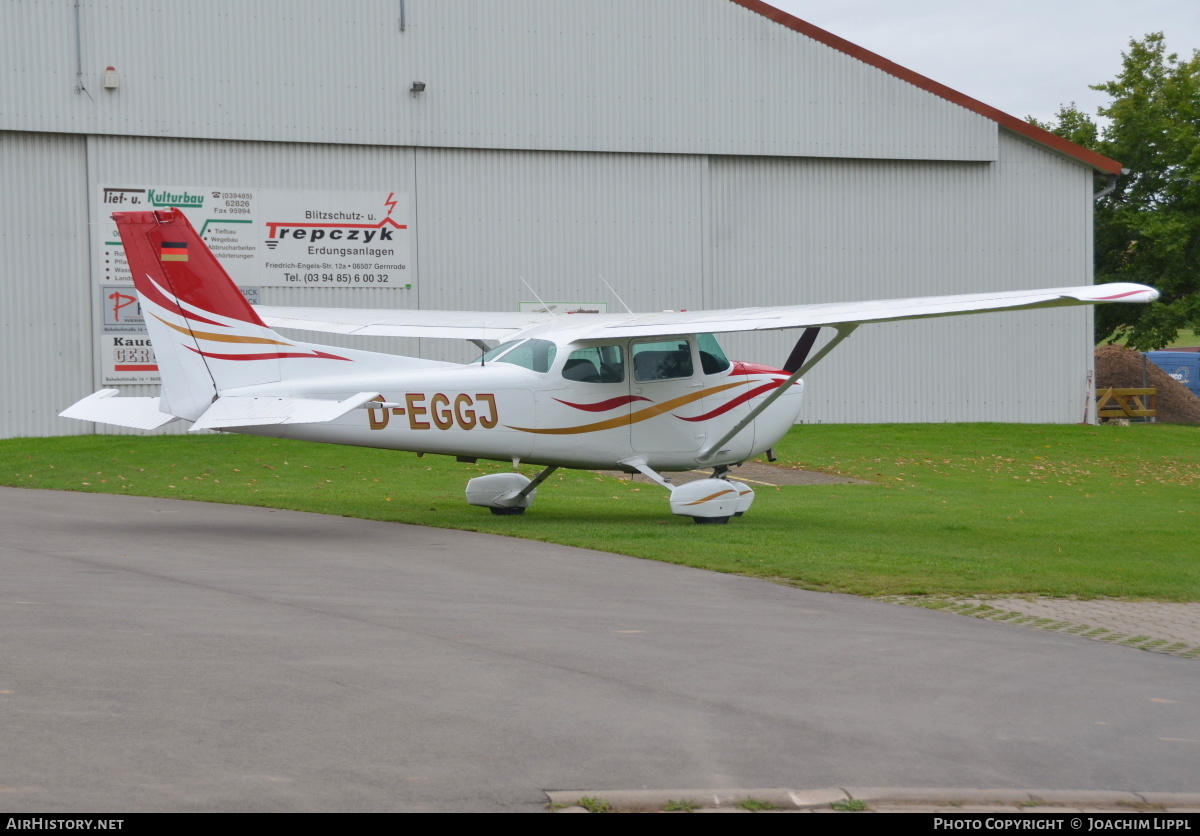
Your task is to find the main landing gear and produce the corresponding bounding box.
[465,466,559,515]
[465,460,754,523]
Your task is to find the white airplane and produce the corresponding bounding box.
[63,208,1157,523]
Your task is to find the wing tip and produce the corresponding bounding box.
[1081,284,1160,304]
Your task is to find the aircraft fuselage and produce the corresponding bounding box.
[225,339,804,472]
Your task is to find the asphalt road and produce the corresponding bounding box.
[2,487,1197,812]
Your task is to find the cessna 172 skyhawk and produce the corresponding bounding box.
[63,208,1157,522]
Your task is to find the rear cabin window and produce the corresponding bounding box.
[562,345,625,383]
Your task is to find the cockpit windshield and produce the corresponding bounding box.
[469,338,558,373]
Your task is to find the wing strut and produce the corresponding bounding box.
[696,324,859,464]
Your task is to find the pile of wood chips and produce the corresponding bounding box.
[1094,345,1200,424]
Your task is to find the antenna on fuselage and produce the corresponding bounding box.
[599,274,633,314]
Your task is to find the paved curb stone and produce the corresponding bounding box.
[546,788,1200,813]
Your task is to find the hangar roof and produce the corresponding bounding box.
[0,0,1120,172]
[736,0,1122,174]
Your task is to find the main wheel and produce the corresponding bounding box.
[489,506,526,516]
[692,515,730,525]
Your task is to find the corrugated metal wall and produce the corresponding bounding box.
[0,132,93,438]
[1,0,996,161]
[709,130,1095,423]
[415,147,705,362]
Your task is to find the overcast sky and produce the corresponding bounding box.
[764,0,1199,126]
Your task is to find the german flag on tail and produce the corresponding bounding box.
[160,241,188,262]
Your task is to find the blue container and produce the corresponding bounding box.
[1146,351,1200,399]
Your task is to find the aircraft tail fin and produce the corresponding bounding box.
[114,208,356,421]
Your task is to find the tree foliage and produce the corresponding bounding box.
[1031,34,1200,350]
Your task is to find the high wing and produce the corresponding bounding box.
[570,283,1158,338]
[257,307,554,342]
[257,283,1158,343]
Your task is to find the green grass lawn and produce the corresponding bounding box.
[1106,328,1200,349]
[2,423,1197,600]
[1165,330,1200,349]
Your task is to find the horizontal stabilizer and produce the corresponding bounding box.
[59,390,180,430]
[189,392,380,432]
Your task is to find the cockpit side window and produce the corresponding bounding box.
[632,339,694,382]
[698,333,731,374]
[562,345,625,384]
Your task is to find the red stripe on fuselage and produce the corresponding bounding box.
[675,381,782,422]
[553,394,652,412]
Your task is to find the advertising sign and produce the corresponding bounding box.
[96,186,411,287]
[94,185,406,384]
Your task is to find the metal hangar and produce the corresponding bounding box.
[0,0,1119,438]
